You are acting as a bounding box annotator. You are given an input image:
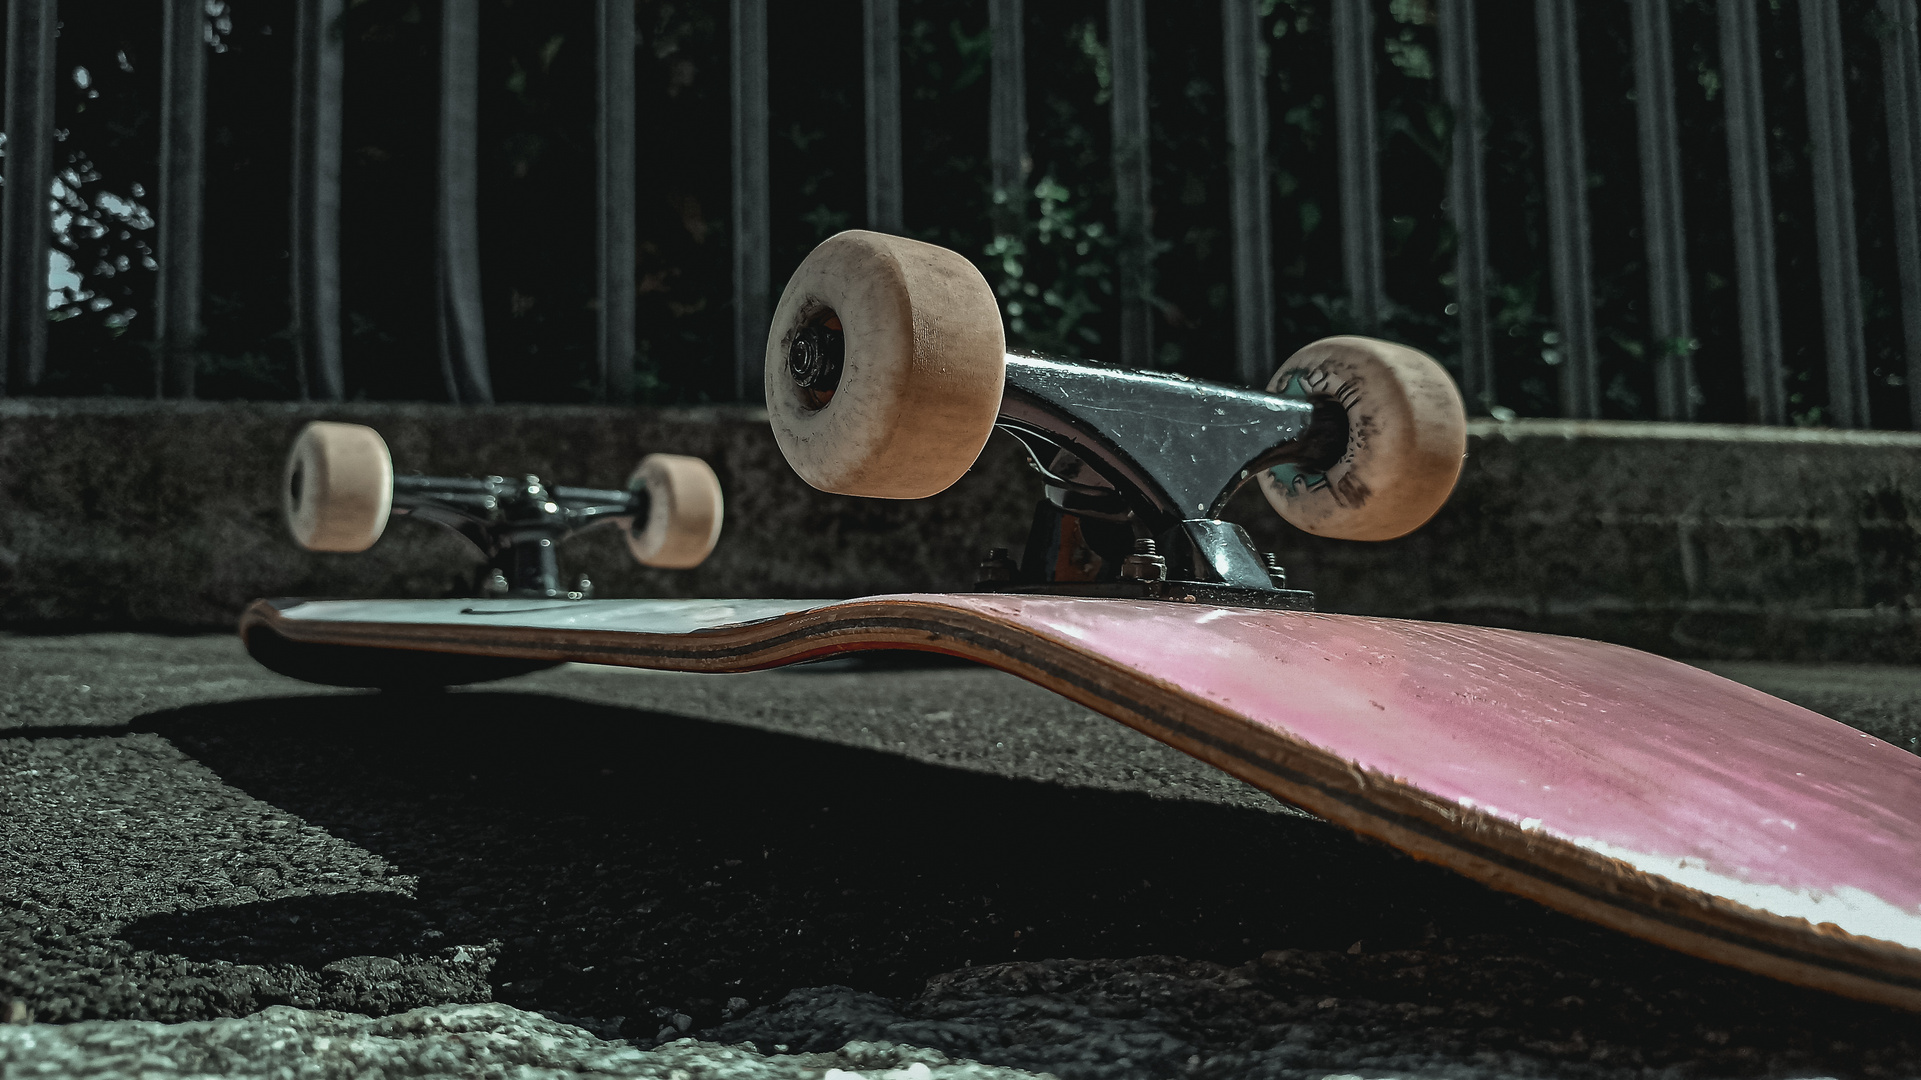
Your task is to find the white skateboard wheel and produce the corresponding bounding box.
[765,230,1006,499]
[625,453,724,569]
[1258,336,1466,541]
[284,421,394,552]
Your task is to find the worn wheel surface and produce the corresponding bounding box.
[765,230,1006,499]
[284,421,394,552]
[1258,336,1466,541]
[624,454,724,569]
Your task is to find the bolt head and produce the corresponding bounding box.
[977,547,1018,583]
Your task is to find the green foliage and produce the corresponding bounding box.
[987,176,1117,357]
[26,0,1919,427]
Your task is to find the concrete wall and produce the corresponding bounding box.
[3,399,1918,661]
[1239,420,1921,662]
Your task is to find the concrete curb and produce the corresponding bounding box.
[1253,418,1921,662]
[2,401,1917,661]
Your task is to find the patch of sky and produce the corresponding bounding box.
[205,0,234,52]
[42,151,154,324]
[47,251,86,312]
[68,66,99,102]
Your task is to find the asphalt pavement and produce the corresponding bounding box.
[4,632,1921,1078]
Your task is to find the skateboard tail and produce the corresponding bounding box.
[866,608,1921,1013]
[241,595,1921,1011]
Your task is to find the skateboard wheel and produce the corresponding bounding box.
[1259,336,1466,541]
[765,230,1006,499]
[284,421,394,552]
[625,453,724,569]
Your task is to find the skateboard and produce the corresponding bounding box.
[247,231,1921,1011]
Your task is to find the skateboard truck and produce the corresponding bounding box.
[282,422,726,592]
[391,473,642,598]
[767,232,1467,613]
[788,338,1328,609]
[985,354,1332,609]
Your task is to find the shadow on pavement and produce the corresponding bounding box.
[126,891,438,968]
[106,688,1911,1067]
[129,691,1472,1014]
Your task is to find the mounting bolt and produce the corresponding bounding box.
[1263,553,1288,589]
[1120,538,1167,582]
[977,547,1018,584]
[575,574,594,599]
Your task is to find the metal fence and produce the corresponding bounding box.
[3,0,1920,429]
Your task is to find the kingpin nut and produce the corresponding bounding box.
[1119,538,1167,582]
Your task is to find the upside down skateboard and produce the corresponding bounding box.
[250,231,1921,1012]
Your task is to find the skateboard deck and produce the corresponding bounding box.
[241,591,1921,1011]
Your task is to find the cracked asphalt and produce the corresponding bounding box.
[4,631,1921,1078]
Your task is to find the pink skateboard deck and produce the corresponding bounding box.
[241,592,1921,1011]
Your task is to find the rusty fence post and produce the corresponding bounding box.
[1718,0,1784,424]
[157,0,206,398]
[1801,0,1867,426]
[988,0,1027,243]
[598,0,637,401]
[865,0,903,234]
[731,0,769,400]
[1222,0,1273,387]
[291,0,345,401]
[1331,0,1383,333]
[1109,0,1153,370]
[1631,0,1695,419]
[1535,0,1598,417]
[1880,0,1921,428]
[436,0,492,403]
[1438,0,1491,410]
[0,0,56,394]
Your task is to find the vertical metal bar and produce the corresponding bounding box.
[1535,0,1598,417]
[291,0,345,401]
[1800,0,1867,426]
[988,0,1027,240]
[1880,0,1921,428]
[1438,0,1492,410]
[436,0,492,403]
[1108,0,1153,369]
[731,0,769,400]
[864,0,903,233]
[1631,0,1694,419]
[597,0,637,401]
[1331,0,1383,332]
[0,0,55,394]
[1222,0,1272,386]
[157,0,206,398]
[1718,0,1784,423]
